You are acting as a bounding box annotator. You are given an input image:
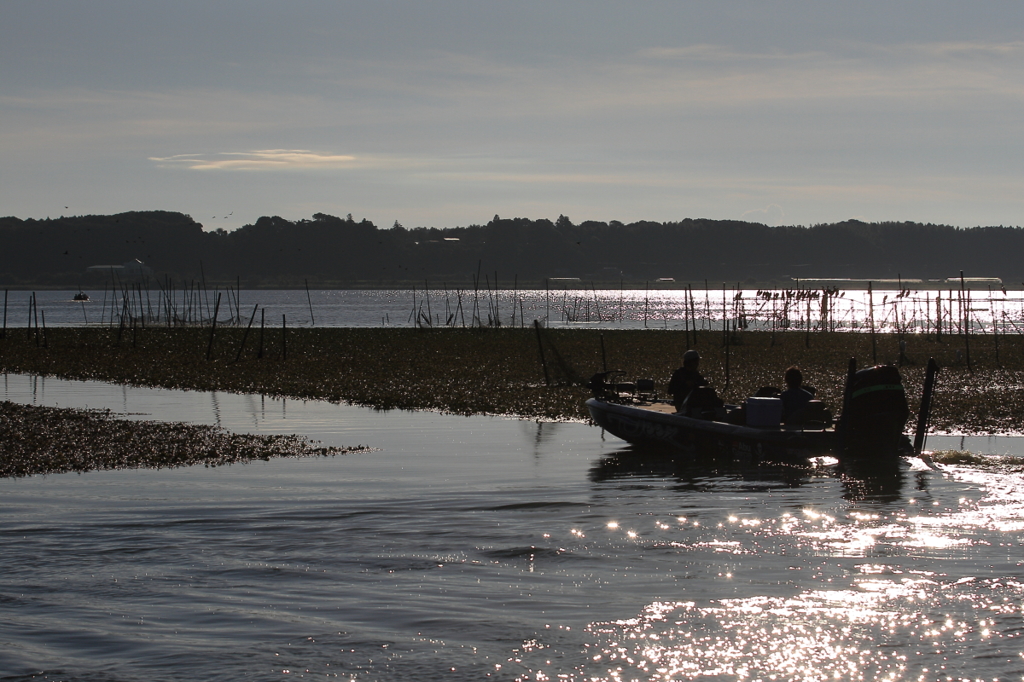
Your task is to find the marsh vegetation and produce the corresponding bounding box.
[2,326,1021,435]
[0,400,366,478]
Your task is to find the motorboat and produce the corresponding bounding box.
[586,362,920,463]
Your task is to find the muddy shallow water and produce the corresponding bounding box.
[1,374,1023,681]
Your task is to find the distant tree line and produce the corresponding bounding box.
[1,210,1022,287]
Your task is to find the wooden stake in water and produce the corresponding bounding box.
[258,307,265,359]
[33,293,41,345]
[200,260,210,321]
[723,283,730,390]
[683,287,691,348]
[993,304,1001,366]
[688,284,697,346]
[868,282,877,364]
[305,279,315,326]
[207,293,222,360]
[644,281,649,328]
[534,320,550,386]
[722,283,727,346]
[960,271,972,372]
[425,280,432,327]
[545,278,550,326]
[236,304,259,363]
[913,358,940,456]
[704,281,710,330]
[805,293,811,348]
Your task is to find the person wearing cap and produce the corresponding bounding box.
[668,349,709,412]
[780,365,814,423]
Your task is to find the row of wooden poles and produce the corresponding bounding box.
[713,274,985,389]
[77,273,315,329]
[407,267,541,328]
[644,275,1017,339]
[400,269,1022,339]
[2,289,293,362]
[0,273,321,364]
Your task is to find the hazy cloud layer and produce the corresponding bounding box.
[2,2,1023,230]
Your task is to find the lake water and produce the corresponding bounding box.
[6,286,1024,333]
[2,374,1024,681]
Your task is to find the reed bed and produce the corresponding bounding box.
[2,326,1023,435]
[0,400,367,478]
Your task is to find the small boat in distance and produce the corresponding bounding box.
[587,361,919,464]
[73,291,90,301]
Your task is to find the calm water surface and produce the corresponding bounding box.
[2,374,1024,681]
[9,287,1024,332]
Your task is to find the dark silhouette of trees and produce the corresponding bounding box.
[2,210,1023,286]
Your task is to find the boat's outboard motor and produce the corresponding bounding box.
[842,365,910,453]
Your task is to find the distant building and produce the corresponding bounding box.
[86,259,154,278]
[946,277,1002,284]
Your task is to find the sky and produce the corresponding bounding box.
[2,1,1023,232]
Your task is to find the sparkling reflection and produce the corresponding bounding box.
[513,462,1024,682]
[521,576,1024,681]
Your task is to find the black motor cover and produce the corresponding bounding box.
[844,365,910,444]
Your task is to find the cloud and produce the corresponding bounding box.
[149,149,357,171]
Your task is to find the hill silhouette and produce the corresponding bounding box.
[1,211,1020,287]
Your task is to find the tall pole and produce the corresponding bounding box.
[305,279,315,326]
[206,293,221,360]
[868,281,877,364]
[534,320,550,386]
[913,358,940,456]
[960,271,972,372]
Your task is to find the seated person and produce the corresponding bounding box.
[668,350,722,417]
[780,366,814,424]
[668,350,706,408]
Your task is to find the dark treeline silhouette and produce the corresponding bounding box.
[2,210,1023,286]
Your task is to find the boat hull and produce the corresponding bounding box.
[587,398,841,462]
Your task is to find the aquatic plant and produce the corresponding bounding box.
[0,326,1022,434]
[0,400,369,478]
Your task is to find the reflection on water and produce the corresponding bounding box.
[11,287,1024,333]
[589,445,827,489]
[2,373,1024,681]
[591,445,910,504]
[580,577,1023,682]
[515,458,1024,681]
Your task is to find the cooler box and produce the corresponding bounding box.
[746,396,783,427]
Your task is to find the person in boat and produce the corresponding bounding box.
[780,365,814,424]
[669,350,722,417]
